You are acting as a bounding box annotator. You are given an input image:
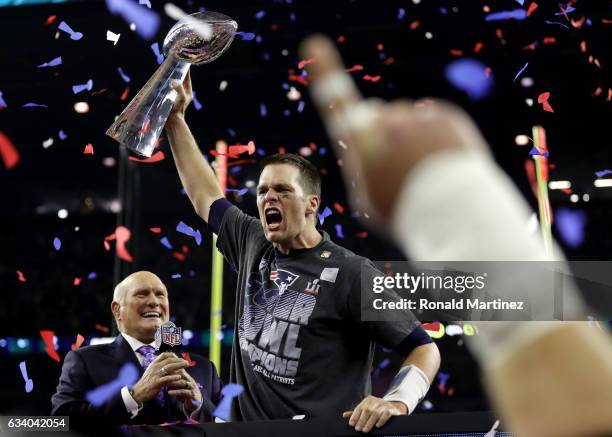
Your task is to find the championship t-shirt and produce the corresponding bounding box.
[209,199,431,421]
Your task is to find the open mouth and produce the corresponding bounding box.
[141,311,161,319]
[265,207,283,231]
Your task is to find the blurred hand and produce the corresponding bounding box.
[166,368,203,415]
[300,35,489,223]
[343,395,407,433]
[169,70,193,122]
[131,352,189,403]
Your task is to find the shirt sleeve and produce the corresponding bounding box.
[214,200,265,272]
[348,259,432,356]
[120,386,142,419]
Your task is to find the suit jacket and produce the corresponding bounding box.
[51,335,222,431]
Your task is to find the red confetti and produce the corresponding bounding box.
[45,15,57,25]
[16,270,26,282]
[376,43,384,51]
[288,70,309,86]
[333,202,345,214]
[105,226,134,262]
[580,40,587,53]
[345,64,364,73]
[71,334,85,351]
[83,144,94,155]
[593,87,603,97]
[423,322,441,332]
[95,324,110,333]
[571,17,585,29]
[485,67,492,77]
[73,277,81,286]
[149,227,162,233]
[537,92,554,113]
[128,151,165,163]
[607,88,612,102]
[103,240,111,251]
[337,35,346,43]
[0,131,20,170]
[526,2,538,17]
[523,43,537,51]
[449,49,463,56]
[384,57,395,65]
[173,252,186,261]
[120,86,130,101]
[356,231,368,238]
[473,42,484,53]
[181,352,196,367]
[409,20,420,30]
[182,245,189,254]
[363,75,381,82]
[308,142,317,151]
[278,147,286,154]
[495,29,506,45]
[542,37,557,44]
[297,58,315,70]
[40,330,61,362]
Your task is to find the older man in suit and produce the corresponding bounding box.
[51,271,222,430]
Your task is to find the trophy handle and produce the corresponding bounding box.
[106,56,190,158]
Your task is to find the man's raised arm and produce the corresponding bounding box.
[165,70,224,223]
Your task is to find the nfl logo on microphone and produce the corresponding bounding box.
[162,323,182,347]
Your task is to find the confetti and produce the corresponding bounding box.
[226,188,249,196]
[192,90,203,110]
[53,237,62,251]
[171,273,182,279]
[0,91,6,109]
[556,208,587,248]
[317,206,333,225]
[181,352,196,367]
[160,237,173,249]
[19,361,34,393]
[526,2,538,16]
[58,130,68,140]
[595,169,612,178]
[0,131,20,169]
[40,330,60,362]
[73,277,81,286]
[37,56,62,68]
[42,138,53,149]
[150,227,162,233]
[16,270,26,282]
[86,363,138,406]
[260,103,268,117]
[105,0,160,40]
[397,8,406,20]
[513,62,529,83]
[236,31,256,41]
[128,151,165,163]
[176,221,202,246]
[537,92,554,112]
[87,272,97,280]
[335,224,344,239]
[58,21,83,40]
[71,334,85,351]
[445,59,493,100]
[83,144,94,155]
[107,30,121,45]
[72,79,93,94]
[213,384,244,421]
[117,67,131,83]
[150,42,164,65]
[484,9,527,22]
[95,324,110,333]
[105,226,134,262]
[22,103,48,108]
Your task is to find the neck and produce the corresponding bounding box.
[274,226,322,255]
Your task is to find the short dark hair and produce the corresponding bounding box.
[260,153,321,198]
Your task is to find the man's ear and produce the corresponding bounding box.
[306,195,320,217]
[111,301,121,323]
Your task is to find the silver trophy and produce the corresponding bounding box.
[106,11,237,157]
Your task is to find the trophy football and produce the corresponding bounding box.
[106,11,237,157]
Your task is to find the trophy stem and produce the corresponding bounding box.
[106,56,190,158]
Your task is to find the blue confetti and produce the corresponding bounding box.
[595,169,612,178]
[176,221,202,246]
[554,5,575,15]
[513,62,529,83]
[445,59,493,100]
[22,103,48,108]
[335,224,344,239]
[86,363,138,406]
[255,10,265,19]
[297,101,305,112]
[529,146,549,157]
[236,32,256,41]
[484,9,527,22]
[87,272,97,280]
[555,208,587,248]
[317,206,333,225]
[160,236,173,249]
[58,130,68,140]
[117,67,131,83]
[213,384,244,421]
[53,237,62,251]
[515,0,525,5]
[58,21,83,40]
[0,91,7,108]
[72,79,93,95]
[260,103,267,117]
[192,90,203,110]
[544,20,569,29]
[150,42,164,65]
[105,0,160,40]
[37,57,62,68]
[397,8,406,20]
[171,273,182,279]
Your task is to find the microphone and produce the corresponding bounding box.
[154,321,183,355]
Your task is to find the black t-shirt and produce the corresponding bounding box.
[209,199,431,421]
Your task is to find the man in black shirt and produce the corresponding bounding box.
[165,71,440,432]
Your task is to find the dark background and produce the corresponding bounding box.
[0,0,610,419]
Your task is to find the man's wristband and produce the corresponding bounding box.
[382,365,431,414]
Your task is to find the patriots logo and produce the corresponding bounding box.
[270,269,300,296]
